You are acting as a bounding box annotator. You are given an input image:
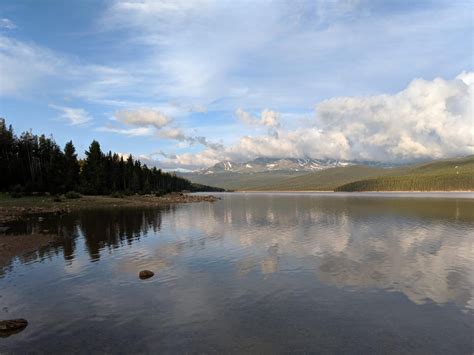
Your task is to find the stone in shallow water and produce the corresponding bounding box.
[0,319,28,337]
[139,270,154,280]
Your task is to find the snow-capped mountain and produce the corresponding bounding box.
[197,157,357,174]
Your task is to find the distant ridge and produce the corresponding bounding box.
[335,155,474,192]
[179,156,474,192]
[196,157,391,175]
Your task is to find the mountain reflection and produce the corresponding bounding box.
[3,194,473,310]
[167,194,474,309]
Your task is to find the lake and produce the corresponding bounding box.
[1,192,473,353]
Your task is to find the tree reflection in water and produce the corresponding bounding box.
[1,206,174,273]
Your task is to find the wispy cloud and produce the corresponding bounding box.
[0,18,16,30]
[99,0,472,112]
[96,125,154,137]
[49,104,93,125]
[0,36,64,96]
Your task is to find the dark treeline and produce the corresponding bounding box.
[0,119,222,195]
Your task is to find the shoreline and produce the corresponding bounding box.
[0,193,219,224]
[235,190,474,193]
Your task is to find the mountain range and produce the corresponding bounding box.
[178,156,474,191]
[196,157,394,175]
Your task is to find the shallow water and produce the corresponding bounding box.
[1,192,473,353]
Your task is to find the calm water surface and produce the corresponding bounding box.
[1,192,473,353]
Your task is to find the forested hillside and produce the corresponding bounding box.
[250,165,391,191]
[246,156,474,192]
[179,171,306,191]
[0,119,221,195]
[335,156,474,191]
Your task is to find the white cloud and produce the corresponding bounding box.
[49,104,92,125]
[100,0,472,111]
[105,0,206,27]
[158,72,474,169]
[159,128,186,140]
[159,127,223,150]
[96,125,154,137]
[0,36,64,96]
[236,108,280,127]
[1,1,472,171]
[115,108,171,129]
[314,72,474,161]
[100,108,221,148]
[0,18,16,30]
[0,35,140,103]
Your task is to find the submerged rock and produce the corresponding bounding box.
[0,319,28,337]
[139,270,154,280]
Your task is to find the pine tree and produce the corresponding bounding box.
[64,141,80,191]
[82,140,105,194]
[0,118,15,190]
[0,119,201,195]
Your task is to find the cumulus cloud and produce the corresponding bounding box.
[49,104,92,125]
[155,149,223,170]
[236,108,280,127]
[97,108,173,137]
[314,72,474,161]
[156,72,474,169]
[99,108,222,149]
[115,108,171,129]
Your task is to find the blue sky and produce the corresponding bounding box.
[0,0,472,169]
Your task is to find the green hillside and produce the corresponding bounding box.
[248,165,391,191]
[336,156,474,191]
[179,171,306,190]
[180,156,474,192]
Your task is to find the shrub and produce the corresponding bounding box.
[110,191,124,198]
[155,190,166,197]
[9,184,24,198]
[52,195,63,202]
[65,191,81,199]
